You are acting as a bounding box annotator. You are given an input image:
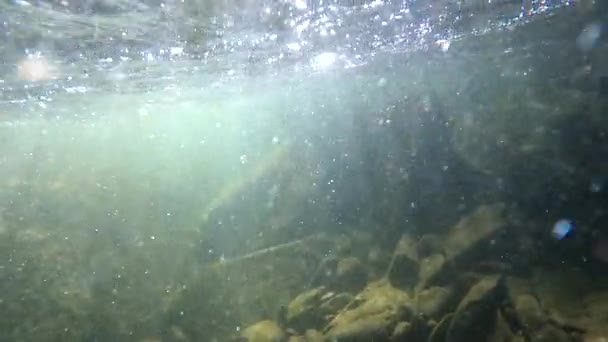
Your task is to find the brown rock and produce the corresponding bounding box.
[390,321,412,340]
[287,336,305,342]
[387,234,420,290]
[241,320,286,342]
[514,294,546,331]
[323,279,413,342]
[442,204,507,260]
[530,325,576,342]
[415,286,455,319]
[428,313,454,342]
[423,204,507,287]
[286,287,327,333]
[489,310,523,342]
[304,329,325,342]
[416,253,446,290]
[319,292,353,315]
[446,275,506,342]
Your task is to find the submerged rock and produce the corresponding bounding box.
[286,287,328,333]
[530,325,576,342]
[489,310,525,342]
[286,287,352,334]
[530,268,590,330]
[428,313,454,342]
[446,275,506,342]
[414,286,455,319]
[303,329,325,342]
[387,234,420,290]
[499,275,590,342]
[319,293,353,316]
[287,336,305,342]
[416,253,447,291]
[323,279,413,341]
[241,320,286,342]
[390,321,412,340]
[442,204,507,260]
[285,329,326,342]
[512,293,547,334]
[421,204,508,287]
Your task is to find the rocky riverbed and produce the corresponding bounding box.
[236,204,608,342]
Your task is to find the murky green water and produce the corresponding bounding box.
[1,1,607,341]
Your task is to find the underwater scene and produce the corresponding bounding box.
[1,0,608,341]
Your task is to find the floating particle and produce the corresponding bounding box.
[552,219,574,240]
